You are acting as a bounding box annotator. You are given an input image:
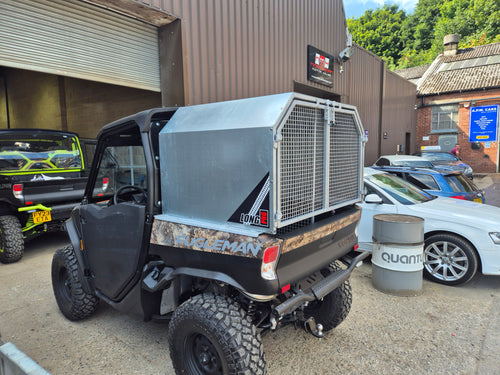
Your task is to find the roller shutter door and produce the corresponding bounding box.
[0,0,160,91]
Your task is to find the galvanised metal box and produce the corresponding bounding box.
[158,92,365,236]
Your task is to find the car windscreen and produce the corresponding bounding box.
[444,174,476,192]
[366,172,434,205]
[0,134,82,172]
[421,152,458,162]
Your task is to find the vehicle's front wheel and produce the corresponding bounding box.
[423,233,478,286]
[51,245,99,321]
[0,215,24,264]
[304,261,352,332]
[168,293,266,375]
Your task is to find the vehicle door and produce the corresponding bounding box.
[357,182,398,251]
[79,134,148,301]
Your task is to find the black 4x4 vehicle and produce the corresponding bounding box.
[0,129,93,263]
[51,93,367,374]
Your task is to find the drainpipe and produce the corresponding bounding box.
[377,60,385,156]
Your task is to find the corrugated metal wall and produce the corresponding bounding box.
[142,0,350,105]
[348,46,384,165]
[381,71,417,156]
[105,0,417,164]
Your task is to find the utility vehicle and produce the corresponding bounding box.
[51,93,368,374]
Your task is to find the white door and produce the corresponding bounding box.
[357,185,398,251]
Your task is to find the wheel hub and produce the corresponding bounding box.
[425,240,468,282]
[188,333,222,374]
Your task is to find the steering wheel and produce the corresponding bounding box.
[113,185,147,205]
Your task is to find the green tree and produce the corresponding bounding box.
[348,0,500,70]
[347,4,407,69]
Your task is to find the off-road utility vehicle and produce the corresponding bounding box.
[51,93,368,374]
[0,129,93,263]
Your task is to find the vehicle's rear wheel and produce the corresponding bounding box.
[0,215,24,264]
[51,245,99,321]
[168,293,266,375]
[304,261,352,332]
[423,233,478,286]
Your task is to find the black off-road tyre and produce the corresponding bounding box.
[0,215,24,264]
[423,233,478,286]
[168,293,266,375]
[304,262,352,332]
[51,245,99,321]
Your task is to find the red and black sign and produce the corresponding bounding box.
[307,45,334,87]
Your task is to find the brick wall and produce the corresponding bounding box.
[416,89,500,173]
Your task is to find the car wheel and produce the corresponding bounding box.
[51,245,99,321]
[0,215,24,264]
[304,261,352,331]
[423,234,478,286]
[168,293,266,375]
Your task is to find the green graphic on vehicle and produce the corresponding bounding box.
[0,135,84,176]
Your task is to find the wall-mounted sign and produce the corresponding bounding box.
[469,105,499,142]
[307,45,333,87]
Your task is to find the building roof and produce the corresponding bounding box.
[396,43,500,96]
[394,65,431,85]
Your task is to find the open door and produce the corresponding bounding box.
[80,129,148,301]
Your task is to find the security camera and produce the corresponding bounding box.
[338,46,354,62]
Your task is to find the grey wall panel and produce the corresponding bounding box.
[381,71,417,155]
[349,47,383,165]
[147,0,350,105]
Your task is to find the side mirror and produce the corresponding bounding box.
[364,194,383,204]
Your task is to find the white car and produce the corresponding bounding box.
[358,168,500,286]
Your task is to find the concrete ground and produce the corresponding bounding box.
[0,174,499,375]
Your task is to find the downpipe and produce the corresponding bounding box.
[272,251,369,319]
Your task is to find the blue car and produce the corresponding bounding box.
[413,151,474,179]
[371,166,485,203]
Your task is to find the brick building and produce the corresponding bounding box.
[397,35,500,173]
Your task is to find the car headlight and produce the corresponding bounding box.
[489,232,500,244]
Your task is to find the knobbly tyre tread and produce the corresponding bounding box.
[0,215,24,264]
[168,293,266,375]
[51,245,99,321]
[304,261,352,332]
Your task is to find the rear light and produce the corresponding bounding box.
[451,195,466,200]
[281,284,290,294]
[102,177,109,191]
[354,244,359,251]
[261,245,280,280]
[12,184,23,200]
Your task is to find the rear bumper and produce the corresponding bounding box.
[273,251,369,317]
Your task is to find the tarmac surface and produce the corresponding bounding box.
[0,174,499,375]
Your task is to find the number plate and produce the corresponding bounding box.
[473,198,482,203]
[32,210,51,224]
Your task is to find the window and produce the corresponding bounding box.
[93,145,146,199]
[444,174,475,193]
[407,173,440,190]
[431,105,458,133]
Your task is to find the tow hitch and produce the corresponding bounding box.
[305,317,324,338]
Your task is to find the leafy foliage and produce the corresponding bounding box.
[347,0,500,70]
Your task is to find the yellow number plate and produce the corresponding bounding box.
[473,198,482,203]
[32,210,52,224]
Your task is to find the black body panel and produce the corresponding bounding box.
[149,244,279,296]
[79,201,146,300]
[277,220,358,287]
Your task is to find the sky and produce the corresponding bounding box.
[344,0,418,19]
